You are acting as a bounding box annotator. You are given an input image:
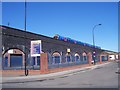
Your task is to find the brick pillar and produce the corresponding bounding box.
[22,54,25,66]
[40,53,48,74]
[114,55,116,60]
[88,53,92,65]
[8,54,10,67]
[60,52,62,64]
[100,55,102,64]
[108,55,110,62]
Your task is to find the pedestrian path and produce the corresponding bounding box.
[2,62,111,83]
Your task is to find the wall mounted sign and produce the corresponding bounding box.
[31,40,41,57]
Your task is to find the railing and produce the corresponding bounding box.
[48,55,89,69]
[2,57,40,70]
[2,54,107,70]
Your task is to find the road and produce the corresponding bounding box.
[2,62,119,88]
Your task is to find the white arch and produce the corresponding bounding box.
[52,52,60,56]
[82,52,87,56]
[52,52,61,64]
[75,53,80,56]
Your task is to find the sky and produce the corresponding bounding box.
[2,2,118,52]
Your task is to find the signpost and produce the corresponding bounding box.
[31,40,42,57]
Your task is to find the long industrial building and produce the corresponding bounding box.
[1,25,118,72]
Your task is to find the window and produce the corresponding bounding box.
[83,56,87,61]
[75,53,80,62]
[32,57,36,65]
[76,56,79,61]
[52,52,61,64]
[37,56,40,65]
[82,52,87,61]
[54,56,60,63]
[102,56,105,61]
[67,56,71,62]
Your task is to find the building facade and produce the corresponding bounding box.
[1,25,116,70]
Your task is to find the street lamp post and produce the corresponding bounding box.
[24,0,29,76]
[92,24,101,65]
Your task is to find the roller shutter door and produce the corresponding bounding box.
[10,54,22,67]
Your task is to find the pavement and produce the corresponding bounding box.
[2,62,112,83]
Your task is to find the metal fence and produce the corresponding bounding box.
[102,55,109,61]
[48,54,89,69]
[2,54,104,70]
[2,56,40,70]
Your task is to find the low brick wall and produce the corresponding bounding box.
[2,70,40,77]
[46,63,91,74]
[1,62,104,76]
[41,61,111,74]
[1,59,111,77]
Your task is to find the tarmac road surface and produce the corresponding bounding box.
[2,61,119,88]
